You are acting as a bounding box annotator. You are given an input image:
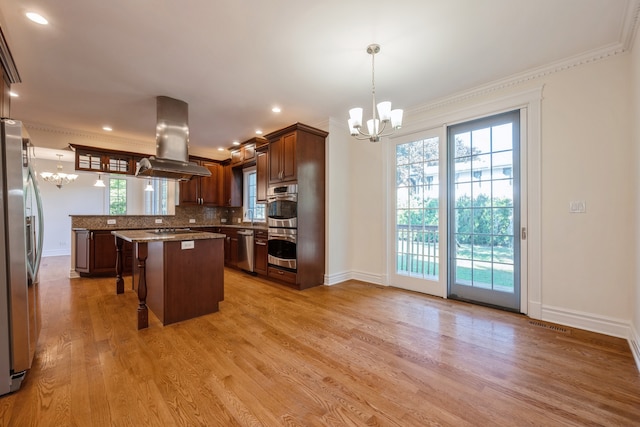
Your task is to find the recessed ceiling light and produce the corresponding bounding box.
[8,91,18,97]
[217,147,225,151]
[232,141,240,146]
[103,126,112,131]
[255,130,263,135]
[272,106,281,113]
[26,12,48,25]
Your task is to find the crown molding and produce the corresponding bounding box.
[407,0,640,117]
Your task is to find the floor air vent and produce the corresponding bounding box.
[529,320,570,334]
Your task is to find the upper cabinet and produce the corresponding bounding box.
[265,123,328,185]
[73,145,138,175]
[229,138,264,167]
[179,158,224,206]
[268,131,296,184]
[222,161,242,207]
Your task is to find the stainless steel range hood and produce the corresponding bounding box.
[135,96,211,181]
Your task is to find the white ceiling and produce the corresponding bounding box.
[0,0,637,161]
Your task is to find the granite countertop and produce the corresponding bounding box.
[73,224,268,231]
[111,229,225,243]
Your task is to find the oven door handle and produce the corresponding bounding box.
[267,195,296,202]
[268,234,296,243]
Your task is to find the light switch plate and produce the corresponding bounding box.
[569,200,586,213]
[221,218,227,223]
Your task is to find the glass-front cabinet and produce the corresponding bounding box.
[74,145,137,175]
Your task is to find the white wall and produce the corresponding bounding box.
[341,51,636,339]
[325,118,352,284]
[632,24,640,362]
[34,157,158,256]
[34,157,104,256]
[540,54,634,324]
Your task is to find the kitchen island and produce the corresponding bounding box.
[112,229,225,329]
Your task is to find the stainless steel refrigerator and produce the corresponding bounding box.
[0,118,44,396]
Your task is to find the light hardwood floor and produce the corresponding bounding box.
[1,256,639,426]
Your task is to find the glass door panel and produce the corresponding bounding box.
[395,137,440,283]
[448,110,521,311]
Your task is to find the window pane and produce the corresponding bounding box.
[109,178,127,215]
[395,137,439,279]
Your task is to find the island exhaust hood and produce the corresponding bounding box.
[135,96,211,181]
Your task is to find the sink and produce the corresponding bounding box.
[149,228,198,235]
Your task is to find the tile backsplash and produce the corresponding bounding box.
[71,205,244,230]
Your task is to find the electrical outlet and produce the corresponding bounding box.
[107,219,116,225]
[189,218,196,224]
[237,218,241,223]
[221,218,227,223]
[155,218,163,224]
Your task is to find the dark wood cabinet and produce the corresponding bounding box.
[207,227,239,268]
[179,159,224,206]
[222,161,242,207]
[229,139,262,167]
[228,229,239,268]
[268,131,297,184]
[200,160,224,204]
[254,230,268,275]
[73,145,136,175]
[256,148,268,203]
[264,123,328,289]
[145,238,224,326]
[75,230,132,276]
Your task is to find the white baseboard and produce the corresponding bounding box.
[527,300,542,319]
[324,271,351,286]
[42,249,71,257]
[69,269,80,279]
[350,270,386,286]
[324,270,386,286]
[630,324,640,372]
[541,304,630,339]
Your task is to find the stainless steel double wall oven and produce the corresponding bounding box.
[267,184,297,271]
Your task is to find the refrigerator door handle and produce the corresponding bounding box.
[26,164,44,281]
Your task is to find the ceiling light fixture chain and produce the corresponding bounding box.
[348,43,403,142]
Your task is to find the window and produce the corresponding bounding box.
[144,179,169,215]
[243,168,265,222]
[109,178,127,215]
[395,136,440,279]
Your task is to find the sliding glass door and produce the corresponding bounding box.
[447,110,521,311]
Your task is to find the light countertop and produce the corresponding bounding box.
[111,229,225,243]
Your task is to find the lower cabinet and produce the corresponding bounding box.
[267,266,297,285]
[207,227,239,268]
[75,230,132,276]
[254,230,268,275]
[227,229,238,268]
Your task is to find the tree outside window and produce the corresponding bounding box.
[109,177,127,215]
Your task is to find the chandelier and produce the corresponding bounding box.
[40,154,78,189]
[348,44,403,142]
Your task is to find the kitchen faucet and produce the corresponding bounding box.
[246,209,254,226]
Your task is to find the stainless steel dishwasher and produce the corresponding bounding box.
[237,229,255,272]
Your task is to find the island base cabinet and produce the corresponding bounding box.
[146,238,224,326]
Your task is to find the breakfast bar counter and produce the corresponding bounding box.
[112,229,225,329]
